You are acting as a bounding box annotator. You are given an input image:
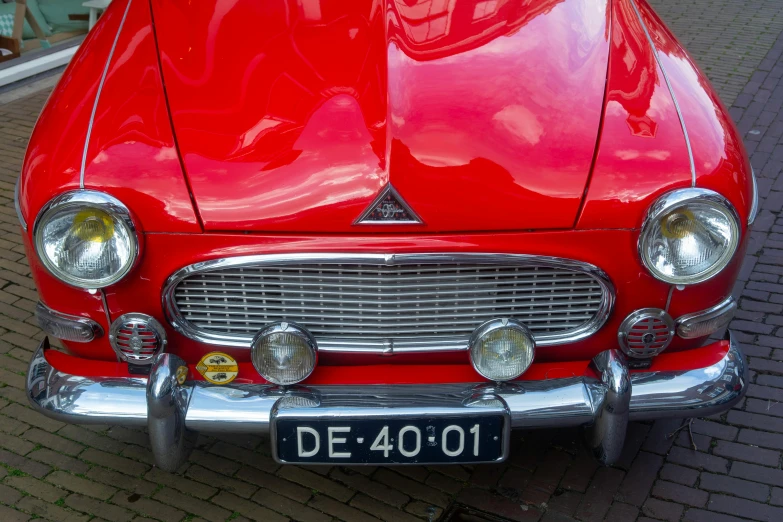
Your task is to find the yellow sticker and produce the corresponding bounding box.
[175,366,188,385]
[196,352,238,385]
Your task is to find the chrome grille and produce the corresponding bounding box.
[164,254,613,351]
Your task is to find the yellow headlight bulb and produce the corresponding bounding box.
[71,208,115,243]
[660,209,696,239]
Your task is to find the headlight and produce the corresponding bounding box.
[34,191,139,289]
[639,188,740,285]
[469,318,535,381]
[251,322,318,385]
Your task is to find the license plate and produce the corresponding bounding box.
[274,415,506,464]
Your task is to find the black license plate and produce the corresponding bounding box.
[274,416,506,464]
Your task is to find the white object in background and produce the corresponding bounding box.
[83,0,112,30]
[0,46,77,88]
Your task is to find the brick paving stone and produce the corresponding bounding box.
[0,504,30,522]
[614,451,663,506]
[308,494,383,522]
[210,491,288,522]
[738,428,783,449]
[85,468,157,496]
[0,482,24,505]
[642,497,683,522]
[109,491,186,522]
[350,494,421,522]
[252,488,332,522]
[22,428,85,456]
[152,488,231,522]
[683,509,749,522]
[27,448,90,474]
[457,488,542,522]
[604,502,638,522]
[375,468,450,508]
[331,467,410,507]
[731,461,783,487]
[234,467,310,503]
[46,470,118,500]
[651,479,709,508]
[547,490,583,517]
[699,472,771,501]
[278,465,354,503]
[5,475,64,503]
[708,494,783,521]
[143,468,217,500]
[64,493,135,522]
[659,463,699,486]
[573,467,625,522]
[713,439,782,465]
[15,496,90,522]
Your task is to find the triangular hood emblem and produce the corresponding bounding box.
[354,184,423,225]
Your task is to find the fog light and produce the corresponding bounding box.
[251,322,317,385]
[36,302,103,342]
[469,318,535,382]
[676,297,736,339]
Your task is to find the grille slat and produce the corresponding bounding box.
[168,255,612,349]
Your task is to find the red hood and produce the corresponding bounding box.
[151,0,610,232]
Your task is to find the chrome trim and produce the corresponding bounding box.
[14,177,26,231]
[618,308,675,359]
[353,184,423,225]
[676,296,737,339]
[630,0,696,188]
[162,253,615,351]
[147,353,195,472]
[35,302,103,342]
[638,188,742,285]
[469,318,535,381]
[80,0,134,189]
[251,321,318,385]
[28,332,747,468]
[32,190,141,289]
[588,350,630,466]
[27,338,148,426]
[664,285,675,312]
[749,167,759,226]
[109,313,167,365]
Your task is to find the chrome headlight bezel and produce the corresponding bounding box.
[33,190,140,289]
[638,188,741,286]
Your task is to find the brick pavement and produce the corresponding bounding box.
[2,2,783,521]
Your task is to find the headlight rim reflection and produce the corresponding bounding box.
[638,188,741,286]
[33,191,140,289]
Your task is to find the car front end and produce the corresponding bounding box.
[18,0,754,470]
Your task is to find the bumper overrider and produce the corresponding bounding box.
[27,333,746,471]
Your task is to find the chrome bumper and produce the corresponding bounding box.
[27,332,747,470]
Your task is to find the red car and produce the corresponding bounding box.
[19,0,753,470]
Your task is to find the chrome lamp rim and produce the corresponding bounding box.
[162,253,616,352]
[251,321,319,385]
[638,188,741,286]
[32,190,141,289]
[469,318,536,381]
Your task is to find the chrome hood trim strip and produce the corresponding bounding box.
[80,0,134,189]
[630,0,696,187]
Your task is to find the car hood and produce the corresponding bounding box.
[151,0,610,232]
